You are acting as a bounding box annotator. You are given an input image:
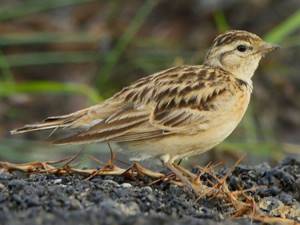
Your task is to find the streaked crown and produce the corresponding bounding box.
[212,30,262,47]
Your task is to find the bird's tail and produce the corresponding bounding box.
[10,109,88,135]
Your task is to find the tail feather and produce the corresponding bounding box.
[10,122,67,134]
[10,109,88,135]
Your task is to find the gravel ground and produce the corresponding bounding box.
[0,158,299,225]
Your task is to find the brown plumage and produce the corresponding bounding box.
[11,30,278,164]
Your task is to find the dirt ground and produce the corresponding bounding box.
[0,158,299,225]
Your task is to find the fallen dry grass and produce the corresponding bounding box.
[0,153,299,225]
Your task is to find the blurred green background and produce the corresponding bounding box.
[0,0,299,165]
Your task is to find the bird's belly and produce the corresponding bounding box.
[118,116,242,160]
[166,117,241,156]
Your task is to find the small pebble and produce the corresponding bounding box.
[120,183,132,188]
[0,171,13,180]
[53,179,62,184]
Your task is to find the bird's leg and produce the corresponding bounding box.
[83,144,127,180]
[164,160,199,192]
[173,163,198,180]
[174,162,219,187]
[106,142,116,168]
[161,155,210,195]
[100,142,128,173]
[91,143,123,173]
[162,155,196,191]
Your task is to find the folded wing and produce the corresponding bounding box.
[54,66,234,144]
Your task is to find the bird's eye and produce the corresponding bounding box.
[237,45,248,52]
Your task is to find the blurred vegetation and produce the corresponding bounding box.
[0,0,299,163]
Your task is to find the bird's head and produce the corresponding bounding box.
[204,30,279,83]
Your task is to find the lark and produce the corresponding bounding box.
[11,30,278,181]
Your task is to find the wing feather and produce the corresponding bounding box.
[55,65,237,144]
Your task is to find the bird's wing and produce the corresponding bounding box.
[54,65,239,144]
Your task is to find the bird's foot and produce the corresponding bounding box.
[124,162,165,179]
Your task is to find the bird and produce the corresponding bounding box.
[11,30,278,182]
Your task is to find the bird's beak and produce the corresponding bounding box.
[259,42,280,55]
